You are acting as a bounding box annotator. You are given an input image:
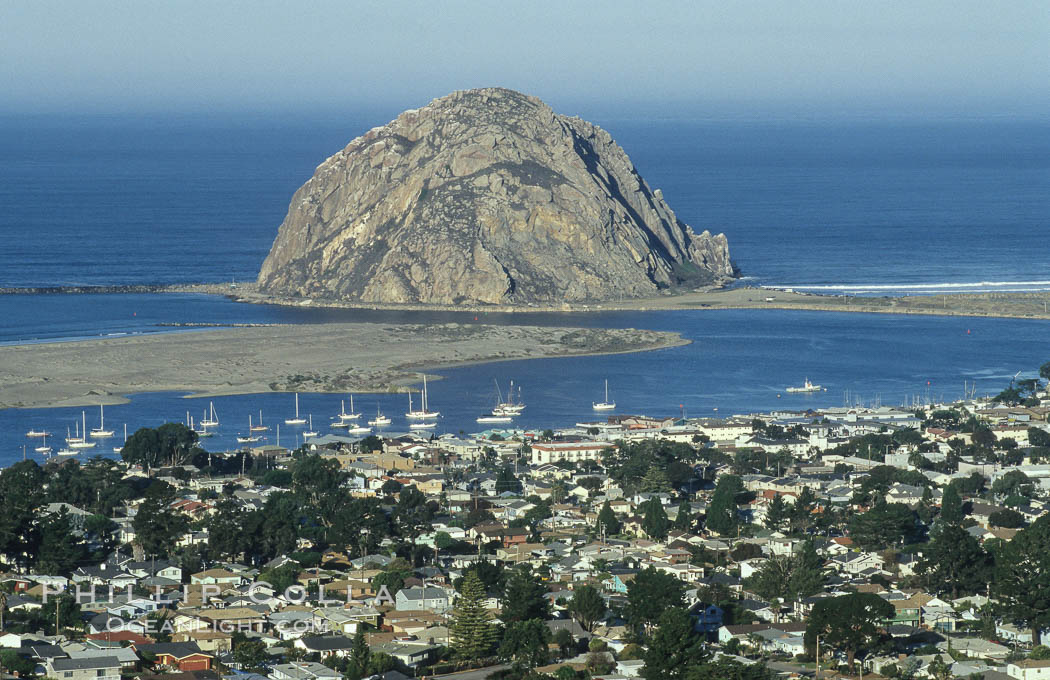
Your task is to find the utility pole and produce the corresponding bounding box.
[815,633,820,679]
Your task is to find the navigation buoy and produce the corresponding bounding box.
[967,329,971,334]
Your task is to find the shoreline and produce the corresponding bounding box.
[4,282,1050,322]
[189,282,1050,322]
[0,322,689,411]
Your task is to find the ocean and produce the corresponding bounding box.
[0,114,1047,465]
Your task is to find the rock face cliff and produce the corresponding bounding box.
[258,88,734,304]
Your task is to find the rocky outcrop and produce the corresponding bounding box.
[258,88,734,304]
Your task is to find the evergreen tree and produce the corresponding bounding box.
[502,565,550,623]
[788,487,817,533]
[345,628,371,680]
[940,482,964,525]
[495,466,522,495]
[917,523,991,599]
[788,540,826,600]
[450,571,500,664]
[640,465,672,493]
[134,486,188,558]
[35,508,88,577]
[673,501,694,532]
[567,584,607,632]
[596,501,621,536]
[847,500,918,550]
[994,513,1050,642]
[642,607,708,680]
[499,619,551,670]
[641,499,670,541]
[806,593,894,673]
[764,493,788,531]
[625,567,686,634]
[705,474,743,536]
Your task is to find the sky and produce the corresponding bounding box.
[1,1,1047,120]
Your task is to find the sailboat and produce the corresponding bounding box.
[237,415,262,444]
[368,404,391,427]
[70,412,97,448]
[113,424,127,453]
[90,404,114,437]
[250,410,268,432]
[592,380,616,411]
[339,394,361,421]
[346,423,372,435]
[401,377,434,419]
[303,414,318,438]
[194,413,214,438]
[477,383,513,423]
[331,404,349,429]
[285,393,307,425]
[35,433,52,455]
[494,379,525,415]
[26,428,50,438]
[200,401,219,428]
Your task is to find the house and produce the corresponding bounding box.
[135,642,214,672]
[395,586,452,613]
[268,661,343,680]
[369,641,440,669]
[1008,659,1050,680]
[44,656,121,680]
[293,635,355,660]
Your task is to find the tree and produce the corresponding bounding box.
[449,571,500,664]
[595,501,620,536]
[994,514,1050,642]
[35,509,88,576]
[625,567,686,634]
[640,465,672,493]
[745,541,826,605]
[848,500,918,550]
[705,474,743,536]
[499,619,551,670]
[495,466,522,495]
[764,494,788,531]
[133,485,188,558]
[673,501,694,532]
[990,508,1026,528]
[685,658,775,679]
[567,585,606,632]
[1040,361,1050,385]
[789,487,817,533]
[806,592,894,672]
[641,499,670,541]
[502,565,550,623]
[1029,428,1050,448]
[344,628,371,680]
[916,524,991,599]
[940,482,964,525]
[642,607,708,680]
[233,639,269,672]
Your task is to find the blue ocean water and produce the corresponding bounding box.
[0,114,1048,465]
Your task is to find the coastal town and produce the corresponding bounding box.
[2,363,1050,680]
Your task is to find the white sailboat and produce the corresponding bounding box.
[592,380,616,411]
[494,379,526,415]
[70,412,97,448]
[285,393,307,425]
[405,376,439,419]
[339,395,361,421]
[368,405,391,427]
[35,433,52,455]
[90,404,114,437]
[113,423,127,453]
[250,410,269,432]
[237,414,262,444]
[303,414,318,438]
[409,420,436,430]
[200,401,219,427]
[26,428,50,438]
[477,383,514,423]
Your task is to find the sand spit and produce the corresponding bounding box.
[0,322,687,410]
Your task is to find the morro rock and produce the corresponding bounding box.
[258,88,734,305]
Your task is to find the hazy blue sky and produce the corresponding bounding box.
[2,1,1046,119]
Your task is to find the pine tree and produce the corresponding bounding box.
[640,465,672,493]
[345,628,371,680]
[940,482,964,525]
[673,501,694,531]
[450,571,500,664]
[642,499,670,541]
[502,565,550,623]
[764,494,788,531]
[642,607,708,680]
[705,474,743,536]
[596,500,621,536]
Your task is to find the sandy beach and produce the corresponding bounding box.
[0,322,687,410]
[164,283,1050,321]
